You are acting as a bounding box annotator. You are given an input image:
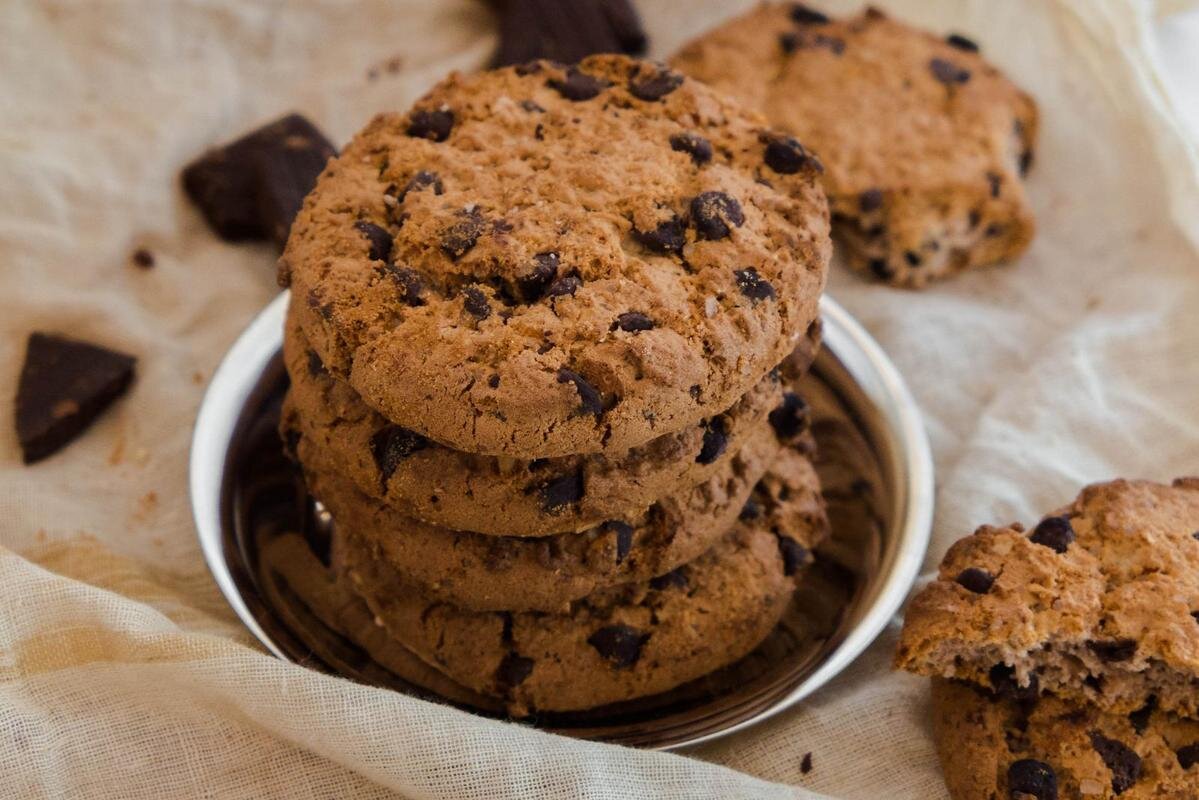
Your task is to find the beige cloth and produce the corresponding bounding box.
[1,0,1197,797]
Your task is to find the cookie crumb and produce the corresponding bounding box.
[131,248,155,269]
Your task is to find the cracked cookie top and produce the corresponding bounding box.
[281,54,829,458]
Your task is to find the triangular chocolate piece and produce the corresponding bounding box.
[15,333,136,463]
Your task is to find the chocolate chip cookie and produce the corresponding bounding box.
[897,478,1199,718]
[280,54,829,457]
[310,429,820,612]
[334,457,829,714]
[931,679,1199,800]
[282,309,819,536]
[671,4,1037,287]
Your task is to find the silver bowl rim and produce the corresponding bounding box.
[189,291,933,749]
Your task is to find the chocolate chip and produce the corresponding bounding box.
[1177,743,1199,770]
[548,68,610,101]
[15,333,137,464]
[1087,638,1137,663]
[930,57,971,85]
[606,520,634,564]
[462,286,491,319]
[407,108,454,142]
[633,215,687,254]
[613,311,654,332]
[546,273,582,298]
[518,252,559,301]
[537,470,584,512]
[789,3,830,24]
[696,416,729,465]
[669,132,713,166]
[385,265,426,306]
[779,32,800,54]
[946,33,980,52]
[1007,759,1057,800]
[556,368,603,417]
[131,248,155,269]
[305,350,326,377]
[733,267,777,302]
[868,258,893,280]
[859,188,884,212]
[968,209,982,228]
[778,536,810,576]
[487,374,501,389]
[353,220,393,262]
[1089,732,1141,794]
[440,207,484,260]
[903,250,922,268]
[987,172,1002,198]
[769,392,809,442]
[495,653,534,689]
[1085,673,1105,693]
[1020,149,1034,177]
[1030,516,1074,553]
[762,133,821,175]
[1128,697,1156,734]
[629,68,683,101]
[587,625,649,668]
[989,664,1039,702]
[533,124,545,141]
[954,567,995,594]
[985,223,1005,238]
[739,497,763,521]
[650,567,688,591]
[370,425,428,485]
[690,191,744,240]
[398,170,444,202]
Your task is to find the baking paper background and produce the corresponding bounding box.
[1,0,1197,797]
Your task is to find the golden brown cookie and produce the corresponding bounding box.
[897,478,1199,718]
[280,54,829,457]
[672,4,1037,287]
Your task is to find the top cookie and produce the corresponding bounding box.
[671,4,1037,287]
[896,478,1199,719]
[281,54,829,458]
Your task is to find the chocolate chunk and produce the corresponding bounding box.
[859,188,884,212]
[462,286,492,319]
[548,68,610,101]
[386,265,426,306]
[1089,732,1141,794]
[989,664,1040,702]
[398,170,444,202]
[606,520,634,564]
[650,567,689,591]
[305,350,326,377]
[954,567,995,594]
[613,311,654,332]
[868,258,893,280]
[929,57,971,85]
[1087,638,1137,663]
[440,207,485,260]
[777,536,810,576]
[789,3,830,24]
[131,248,155,269]
[407,108,454,142]
[946,33,980,52]
[1128,697,1156,735]
[556,368,603,417]
[353,220,393,262]
[495,653,534,689]
[669,132,713,166]
[739,497,763,521]
[629,68,683,101]
[696,416,729,464]
[182,113,334,243]
[370,425,429,484]
[769,392,809,442]
[1177,743,1199,770]
[1030,515,1075,553]
[1020,149,1034,177]
[904,250,922,267]
[489,0,646,68]
[762,133,821,175]
[733,267,777,302]
[690,191,744,240]
[987,171,1002,198]
[800,752,813,774]
[15,333,136,464]
[968,209,982,228]
[537,470,584,512]
[779,32,800,54]
[518,252,560,302]
[633,215,687,254]
[487,374,501,389]
[546,273,582,298]
[1192,610,1199,624]
[1007,760,1057,800]
[587,625,649,668]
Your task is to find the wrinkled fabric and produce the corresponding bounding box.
[1,1,1196,797]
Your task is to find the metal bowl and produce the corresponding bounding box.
[190,291,932,750]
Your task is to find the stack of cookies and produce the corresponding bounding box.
[275,55,833,714]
